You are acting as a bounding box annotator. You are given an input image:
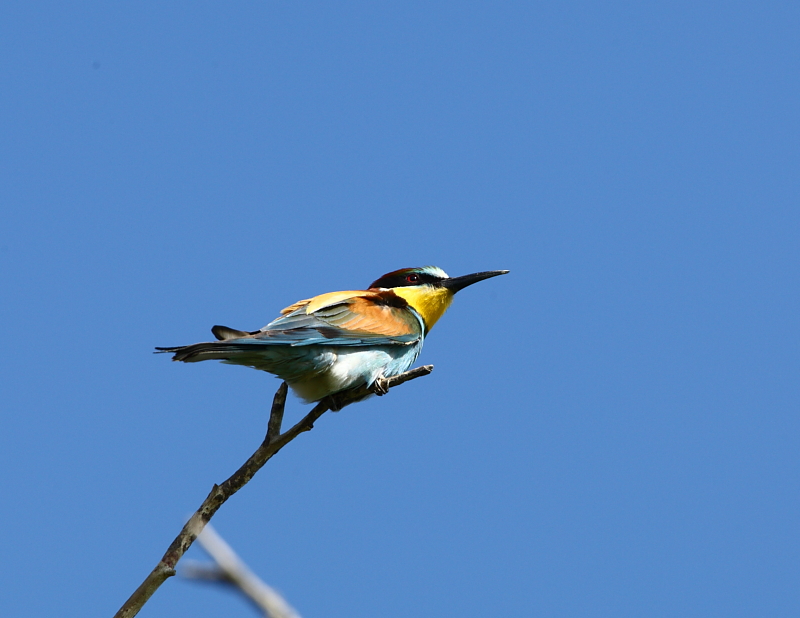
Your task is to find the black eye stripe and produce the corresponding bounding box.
[369,269,445,289]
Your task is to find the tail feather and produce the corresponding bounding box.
[155,339,320,379]
[155,341,261,363]
[155,324,263,362]
[211,324,254,341]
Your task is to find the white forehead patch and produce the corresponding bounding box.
[420,266,449,279]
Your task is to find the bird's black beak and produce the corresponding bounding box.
[442,270,509,293]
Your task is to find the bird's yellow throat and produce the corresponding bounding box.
[392,285,454,331]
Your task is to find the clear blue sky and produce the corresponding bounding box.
[2,2,799,617]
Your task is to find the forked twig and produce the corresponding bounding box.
[182,523,301,618]
[114,365,434,618]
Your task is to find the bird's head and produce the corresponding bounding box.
[369,266,508,331]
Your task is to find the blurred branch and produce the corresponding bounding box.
[114,365,434,618]
[182,523,301,618]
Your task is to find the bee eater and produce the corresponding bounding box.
[157,266,508,404]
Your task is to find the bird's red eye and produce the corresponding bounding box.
[406,274,420,283]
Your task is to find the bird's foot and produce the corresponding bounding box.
[326,393,346,412]
[371,375,390,396]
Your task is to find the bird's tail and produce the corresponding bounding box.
[155,342,233,362]
[155,324,260,362]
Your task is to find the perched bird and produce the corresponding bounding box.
[157,266,508,404]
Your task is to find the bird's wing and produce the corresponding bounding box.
[254,290,423,347]
[280,290,364,315]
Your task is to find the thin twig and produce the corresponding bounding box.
[183,523,301,618]
[114,365,433,618]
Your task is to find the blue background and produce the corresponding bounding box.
[2,2,799,616]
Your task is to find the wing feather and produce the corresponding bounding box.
[252,290,423,347]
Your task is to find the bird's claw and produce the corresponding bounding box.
[327,394,346,412]
[371,376,390,396]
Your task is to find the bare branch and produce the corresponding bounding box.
[183,523,301,618]
[114,365,433,618]
[181,562,230,583]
